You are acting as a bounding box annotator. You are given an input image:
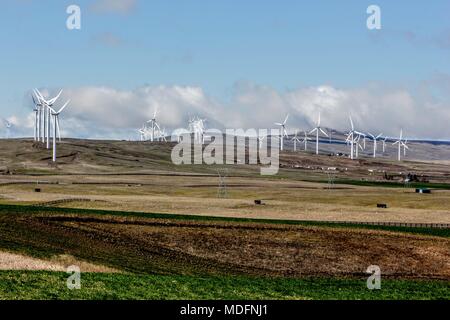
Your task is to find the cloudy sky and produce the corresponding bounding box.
[1,0,450,139]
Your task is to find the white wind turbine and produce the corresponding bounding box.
[257,133,266,149]
[382,137,387,153]
[274,114,289,151]
[31,93,42,141]
[301,131,311,151]
[346,116,366,160]
[361,133,367,150]
[48,100,70,163]
[291,129,301,151]
[346,116,357,160]
[403,139,409,156]
[309,113,328,155]
[138,125,146,141]
[33,89,44,142]
[368,132,383,158]
[393,129,409,161]
[147,107,161,142]
[346,131,364,160]
[197,118,207,144]
[4,120,12,139]
[159,127,167,142]
[34,89,63,148]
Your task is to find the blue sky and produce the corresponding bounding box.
[1,0,450,139]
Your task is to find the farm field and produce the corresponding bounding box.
[0,205,449,300]
[0,139,449,300]
[1,271,448,300]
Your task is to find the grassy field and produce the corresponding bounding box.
[1,271,448,300]
[2,176,450,225]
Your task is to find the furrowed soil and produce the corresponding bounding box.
[0,211,448,280]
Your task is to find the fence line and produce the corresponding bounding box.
[326,220,449,229]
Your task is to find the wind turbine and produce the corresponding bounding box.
[34,89,63,148]
[354,134,364,159]
[147,107,161,142]
[48,100,70,163]
[382,137,387,153]
[33,89,44,142]
[403,139,409,157]
[159,127,167,142]
[257,133,266,149]
[309,113,328,155]
[301,131,311,151]
[3,120,11,139]
[291,130,301,152]
[346,116,357,160]
[361,133,367,150]
[31,93,42,141]
[138,126,146,141]
[346,116,366,160]
[393,129,409,161]
[368,133,383,158]
[197,118,207,144]
[274,114,289,151]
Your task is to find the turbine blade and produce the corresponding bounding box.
[34,88,44,100]
[47,106,57,114]
[52,90,63,103]
[57,100,70,114]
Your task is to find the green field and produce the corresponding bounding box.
[1,271,448,300]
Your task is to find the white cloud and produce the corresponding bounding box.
[12,81,450,140]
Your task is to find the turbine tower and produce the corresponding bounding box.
[48,100,70,162]
[354,134,363,159]
[31,93,42,141]
[309,113,328,155]
[346,116,357,160]
[274,114,289,151]
[393,129,409,161]
[159,127,167,142]
[368,133,383,158]
[403,139,409,156]
[346,116,366,160]
[138,126,146,141]
[257,133,266,149]
[146,107,161,142]
[301,131,311,151]
[291,129,301,152]
[3,120,12,139]
[33,89,44,142]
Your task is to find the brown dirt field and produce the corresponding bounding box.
[2,213,448,279]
